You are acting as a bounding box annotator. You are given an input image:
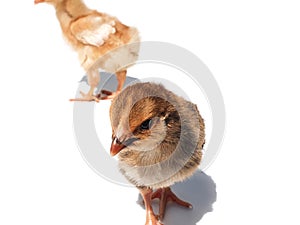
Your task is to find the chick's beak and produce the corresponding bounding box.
[34,0,44,4]
[110,137,126,156]
[110,135,138,156]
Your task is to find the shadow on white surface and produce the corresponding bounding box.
[137,171,217,225]
[80,71,138,95]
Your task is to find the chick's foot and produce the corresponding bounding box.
[152,187,192,220]
[140,188,164,225]
[100,90,120,100]
[69,91,100,102]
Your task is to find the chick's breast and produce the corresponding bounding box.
[110,82,205,189]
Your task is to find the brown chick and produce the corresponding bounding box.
[109,82,205,225]
[35,0,140,102]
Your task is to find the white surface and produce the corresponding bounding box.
[1,0,300,225]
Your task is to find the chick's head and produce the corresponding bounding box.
[110,83,181,157]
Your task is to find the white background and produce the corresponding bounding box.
[1,0,300,224]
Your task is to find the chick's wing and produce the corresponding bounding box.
[70,14,116,47]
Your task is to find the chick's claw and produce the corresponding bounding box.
[69,91,100,102]
[100,90,120,100]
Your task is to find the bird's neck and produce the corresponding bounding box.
[54,0,92,31]
[55,0,91,20]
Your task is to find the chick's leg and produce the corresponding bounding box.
[70,69,100,102]
[152,187,192,220]
[101,70,127,100]
[139,188,163,225]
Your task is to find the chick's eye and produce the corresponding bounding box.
[140,119,152,130]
